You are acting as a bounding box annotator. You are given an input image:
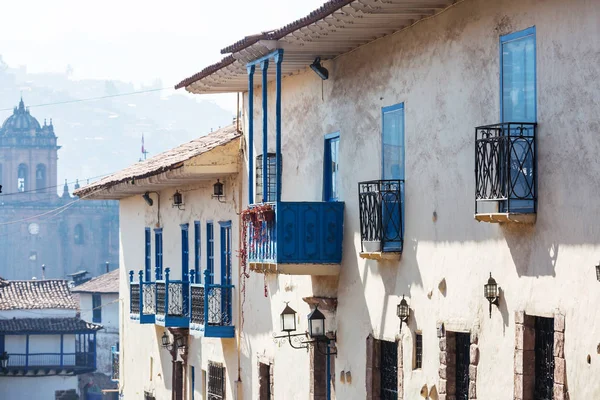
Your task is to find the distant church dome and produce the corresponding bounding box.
[0,98,54,137]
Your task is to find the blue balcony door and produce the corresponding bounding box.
[323,132,340,201]
[145,228,151,281]
[382,103,405,251]
[220,222,232,321]
[181,224,189,281]
[194,221,201,280]
[501,27,536,213]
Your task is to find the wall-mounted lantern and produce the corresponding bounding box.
[595,262,600,282]
[143,191,154,206]
[310,57,329,80]
[273,303,336,400]
[161,331,186,351]
[307,306,326,338]
[397,295,410,331]
[484,272,500,318]
[172,191,184,210]
[213,179,225,203]
[0,351,9,371]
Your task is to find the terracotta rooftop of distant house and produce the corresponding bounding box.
[0,317,102,334]
[0,279,77,311]
[74,124,241,198]
[71,269,119,294]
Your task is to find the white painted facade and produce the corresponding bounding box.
[116,139,242,400]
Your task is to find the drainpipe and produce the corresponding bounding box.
[236,135,244,399]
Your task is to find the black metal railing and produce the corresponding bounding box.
[156,282,166,317]
[190,284,205,325]
[130,283,140,314]
[142,282,156,315]
[475,122,537,214]
[358,180,404,252]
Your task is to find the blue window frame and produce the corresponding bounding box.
[92,294,102,323]
[154,228,163,280]
[382,103,405,252]
[500,27,536,212]
[323,132,340,201]
[501,27,536,123]
[206,222,214,284]
[191,366,195,400]
[194,221,201,279]
[256,153,277,203]
[181,224,189,281]
[144,228,151,281]
[219,221,232,318]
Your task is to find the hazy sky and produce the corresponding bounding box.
[0,0,325,111]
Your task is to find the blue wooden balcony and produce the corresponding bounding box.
[155,268,189,328]
[247,201,344,275]
[189,271,234,338]
[129,271,155,324]
[1,350,96,376]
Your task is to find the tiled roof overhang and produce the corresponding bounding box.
[0,317,102,334]
[176,0,458,94]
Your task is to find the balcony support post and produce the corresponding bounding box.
[138,270,144,316]
[165,268,171,317]
[274,50,283,202]
[247,65,255,204]
[261,60,269,203]
[204,269,210,325]
[25,334,29,372]
[60,334,64,367]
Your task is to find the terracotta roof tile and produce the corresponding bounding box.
[0,279,77,311]
[74,124,241,197]
[0,317,102,333]
[71,269,119,294]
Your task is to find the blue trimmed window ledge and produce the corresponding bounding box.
[129,271,156,324]
[247,201,344,275]
[189,271,234,338]
[154,268,190,328]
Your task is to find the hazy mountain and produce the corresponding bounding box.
[0,56,234,190]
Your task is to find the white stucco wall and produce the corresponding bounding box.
[0,375,78,400]
[119,164,242,400]
[235,0,600,399]
[79,292,119,376]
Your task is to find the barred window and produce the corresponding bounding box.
[414,333,423,369]
[256,153,278,203]
[208,361,225,400]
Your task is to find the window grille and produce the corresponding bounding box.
[380,340,398,400]
[256,153,278,203]
[414,333,423,369]
[208,361,225,400]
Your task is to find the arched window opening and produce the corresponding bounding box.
[17,164,28,192]
[36,164,46,191]
[74,224,84,245]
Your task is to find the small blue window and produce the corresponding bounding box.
[154,228,163,279]
[181,224,189,281]
[194,221,201,279]
[323,132,340,201]
[144,228,151,281]
[206,222,214,284]
[501,27,536,123]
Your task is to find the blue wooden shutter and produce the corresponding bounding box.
[323,132,340,201]
[154,228,163,279]
[206,222,214,284]
[194,221,201,279]
[181,224,189,281]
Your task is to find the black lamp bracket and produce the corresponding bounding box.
[272,331,337,355]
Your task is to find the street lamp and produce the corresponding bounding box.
[596,262,600,282]
[307,306,326,338]
[280,303,297,333]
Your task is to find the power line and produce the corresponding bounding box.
[0,87,173,112]
[0,172,114,197]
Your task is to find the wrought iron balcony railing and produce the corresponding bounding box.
[189,270,234,338]
[358,180,404,253]
[475,122,537,221]
[155,268,189,328]
[247,201,345,274]
[129,271,155,324]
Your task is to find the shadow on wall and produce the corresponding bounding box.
[502,223,558,277]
